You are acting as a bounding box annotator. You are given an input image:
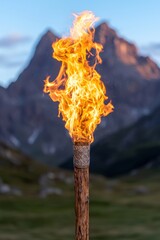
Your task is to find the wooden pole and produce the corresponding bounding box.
[73,142,90,240]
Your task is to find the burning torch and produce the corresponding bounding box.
[44,11,113,240]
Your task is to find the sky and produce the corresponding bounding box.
[0,0,160,87]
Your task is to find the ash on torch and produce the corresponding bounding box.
[73,142,90,240]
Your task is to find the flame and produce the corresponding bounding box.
[44,11,114,143]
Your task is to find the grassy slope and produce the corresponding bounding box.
[0,168,160,240]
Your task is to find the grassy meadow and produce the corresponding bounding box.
[0,166,159,240]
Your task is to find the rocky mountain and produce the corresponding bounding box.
[63,104,160,176]
[1,22,160,166]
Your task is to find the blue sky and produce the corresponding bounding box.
[0,0,160,87]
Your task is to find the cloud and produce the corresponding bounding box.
[3,60,24,68]
[141,43,160,57]
[0,53,25,68]
[149,43,160,50]
[0,33,31,48]
[140,43,160,65]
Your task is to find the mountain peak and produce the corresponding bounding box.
[35,29,58,52]
[95,22,117,45]
[41,29,59,40]
[95,22,160,80]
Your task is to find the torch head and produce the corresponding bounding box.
[44,11,114,144]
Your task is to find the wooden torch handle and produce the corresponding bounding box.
[73,142,90,240]
[74,166,89,240]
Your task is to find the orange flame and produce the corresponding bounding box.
[44,11,114,143]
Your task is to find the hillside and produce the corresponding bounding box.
[0,141,48,195]
[0,142,74,196]
[92,105,160,176]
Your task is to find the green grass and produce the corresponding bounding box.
[0,169,160,240]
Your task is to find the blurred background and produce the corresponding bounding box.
[0,0,160,239]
